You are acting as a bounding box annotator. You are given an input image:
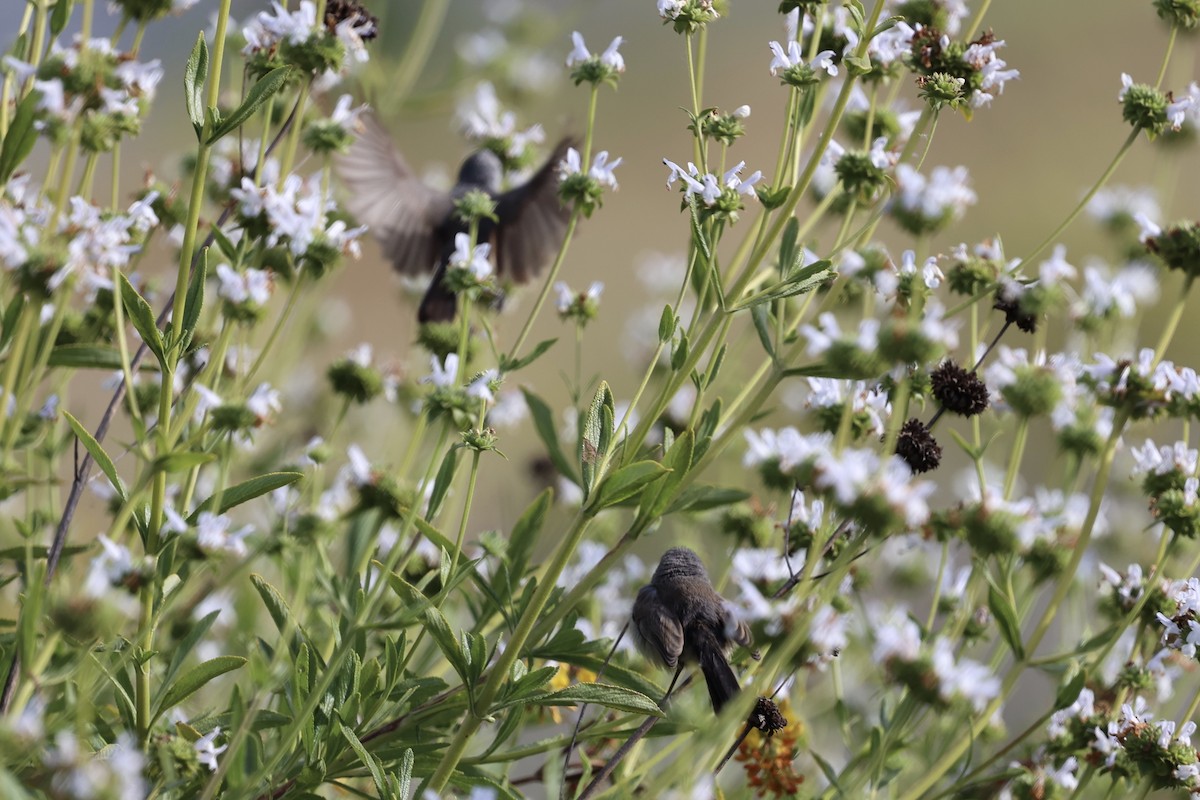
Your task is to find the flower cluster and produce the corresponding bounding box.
[4,37,163,151]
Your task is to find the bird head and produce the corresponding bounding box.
[457,149,504,193]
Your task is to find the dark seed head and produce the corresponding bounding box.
[749,697,788,735]
[895,418,942,474]
[930,360,990,417]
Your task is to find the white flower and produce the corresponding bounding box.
[448,232,493,281]
[488,390,527,428]
[566,32,626,73]
[663,158,762,207]
[588,151,622,188]
[467,369,499,403]
[195,512,253,558]
[194,727,228,771]
[423,353,459,388]
[247,383,281,422]
[328,93,367,130]
[84,535,135,597]
[657,0,685,19]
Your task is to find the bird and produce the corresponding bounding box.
[631,547,754,714]
[335,111,574,323]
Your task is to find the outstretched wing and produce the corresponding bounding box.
[335,111,454,276]
[492,138,575,283]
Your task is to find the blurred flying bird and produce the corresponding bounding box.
[335,111,573,323]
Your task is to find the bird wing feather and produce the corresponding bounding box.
[334,111,454,276]
[493,138,575,283]
[632,585,685,670]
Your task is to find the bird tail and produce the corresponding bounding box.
[693,628,741,713]
[418,264,457,323]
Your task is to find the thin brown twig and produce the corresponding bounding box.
[560,623,628,800]
[576,674,694,800]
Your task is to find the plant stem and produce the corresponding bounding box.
[426,508,594,793]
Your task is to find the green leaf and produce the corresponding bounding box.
[589,461,670,511]
[155,611,220,720]
[0,544,87,562]
[987,581,1025,661]
[670,330,689,371]
[638,430,694,523]
[1054,667,1088,710]
[207,66,292,143]
[180,247,208,347]
[396,748,414,800]
[580,382,614,496]
[49,0,74,36]
[531,683,663,716]
[520,388,578,485]
[0,91,39,183]
[499,338,557,372]
[750,302,774,359]
[779,217,799,278]
[118,271,166,367]
[209,226,240,262]
[425,446,459,521]
[62,410,126,501]
[154,451,216,474]
[339,723,389,799]
[505,489,551,587]
[250,574,294,636]
[658,304,675,342]
[187,472,303,523]
[157,656,246,714]
[184,32,209,138]
[664,485,750,514]
[48,344,159,371]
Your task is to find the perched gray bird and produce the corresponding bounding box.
[335,111,573,323]
[632,547,754,713]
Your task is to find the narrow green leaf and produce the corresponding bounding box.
[180,247,208,346]
[987,582,1026,661]
[396,749,414,800]
[62,410,126,500]
[506,488,552,583]
[339,723,389,799]
[670,331,689,371]
[208,66,292,143]
[157,656,246,715]
[187,472,303,523]
[1054,668,1088,710]
[779,217,799,278]
[250,574,293,635]
[750,302,774,359]
[154,451,216,474]
[0,544,87,562]
[658,304,675,342]
[209,226,240,262]
[48,344,159,371]
[49,0,74,36]
[0,91,39,183]
[580,382,614,496]
[590,461,670,511]
[665,485,750,514]
[639,430,694,522]
[499,338,557,372]
[520,388,578,484]
[184,32,209,138]
[425,446,459,521]
[118,271,166,366]
[160,611,220,701]
[533,683,663,716]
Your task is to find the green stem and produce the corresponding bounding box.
[507,213,580,359]
[1021,130,1138,267]
[1156,25,1179,90]
[426,508,594,793]
[1150,274,1193,365]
